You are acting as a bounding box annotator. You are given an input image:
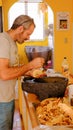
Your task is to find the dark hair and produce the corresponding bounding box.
[11,15,35,29]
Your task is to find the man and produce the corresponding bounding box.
[0,15,45,130]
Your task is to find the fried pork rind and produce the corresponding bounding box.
[36,97,73,126]
[25,68,46,78]
[31,68,46,78]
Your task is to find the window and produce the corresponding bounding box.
[8,2,44,40]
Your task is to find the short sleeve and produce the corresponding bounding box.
[0,37,10,59]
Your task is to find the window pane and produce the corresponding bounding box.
[28,3,44,40]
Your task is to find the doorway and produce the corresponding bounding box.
[8,1,54,68]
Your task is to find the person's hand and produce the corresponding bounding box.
[29,57,45,69]
[25,68,46,78]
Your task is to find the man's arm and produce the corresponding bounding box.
[0,57,44,80]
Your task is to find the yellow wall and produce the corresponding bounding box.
[2,0,17,30]
[46,0,73,73]
[2,0,73,73]
[0,0,2,5]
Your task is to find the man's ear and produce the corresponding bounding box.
[17,25,24,33]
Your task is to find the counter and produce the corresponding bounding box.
[18,78,73,130]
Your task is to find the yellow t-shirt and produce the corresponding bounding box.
[0,32,18,102]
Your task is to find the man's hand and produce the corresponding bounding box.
[29,57,45,70]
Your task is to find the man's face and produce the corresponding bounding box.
[17,24,35,43]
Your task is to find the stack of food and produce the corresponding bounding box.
[35,97,73,126]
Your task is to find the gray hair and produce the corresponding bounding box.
[11,15,35,30]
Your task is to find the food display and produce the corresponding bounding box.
[35,97,73,126]
[22,70,73,130]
